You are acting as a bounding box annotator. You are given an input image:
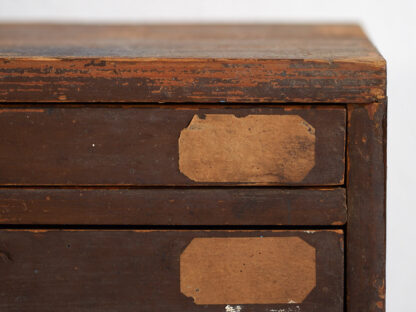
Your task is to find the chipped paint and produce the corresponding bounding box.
[0,251,13,263]
[0,109,44,114]
[225,305,242,312]
[269,306,301,312]
[378,279,385,299]
[0,52,385,103]
[365,101,381,120]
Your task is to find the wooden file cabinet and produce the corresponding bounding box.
[0,24,386,311]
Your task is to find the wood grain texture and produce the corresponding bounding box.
[0,106,345,186]
[0,230,344,312]
[346,101,386,311]
[0,24,385,103]
[0,188,346,225]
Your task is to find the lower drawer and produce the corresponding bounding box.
[0,230,344,312]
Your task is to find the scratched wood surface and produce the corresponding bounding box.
[0,105,345,186]
[0,24,385,103]
[0,188,346,225]
[346,101,386,311]
[0,230,344,312]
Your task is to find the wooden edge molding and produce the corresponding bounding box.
[0,58,386,103]
[180,237,316,305]
[178,114,316,183]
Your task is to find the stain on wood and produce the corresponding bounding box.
[0,24,386,103]
[0,188,347,225]
[0,230,344,312]
[179,114,315,183]
[180,237,316,304]
[0,106,345,186]
[347,101,386,311]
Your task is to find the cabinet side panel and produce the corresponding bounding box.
[347,101,386,311]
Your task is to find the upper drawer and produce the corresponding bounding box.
[0,105,345,186]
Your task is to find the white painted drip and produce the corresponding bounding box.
[269,305,301,312]
[225,305,242,312]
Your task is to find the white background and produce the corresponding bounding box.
[1,0,415,310]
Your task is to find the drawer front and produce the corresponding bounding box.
[0,230,344,312]
[0,106,345,186]
[0,188,346,225]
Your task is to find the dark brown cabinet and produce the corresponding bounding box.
[0,24,386,312]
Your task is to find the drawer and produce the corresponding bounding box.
[0,188,347,225]
[0,230,344,312]
[0,106,345,186]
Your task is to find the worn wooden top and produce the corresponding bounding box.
[0,24,386,103]
[0,24,382,59]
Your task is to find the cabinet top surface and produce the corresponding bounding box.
[0,23,383,61]
[0,24,386,103]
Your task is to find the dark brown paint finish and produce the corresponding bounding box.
[0,188,346,225]
[0,230,344,312]
[0,106,346,186]
[347,101,386,311]
[0,23,387,312]
[0,24,385,103]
